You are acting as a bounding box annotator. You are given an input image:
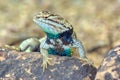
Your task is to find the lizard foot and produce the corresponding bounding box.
[78,57,93,65]
[41,57,53,72]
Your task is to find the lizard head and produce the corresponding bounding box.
[33,11,73,39]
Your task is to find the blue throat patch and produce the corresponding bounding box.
[48,48,71,57]
[45,28,73,39]
[45,32,60,39]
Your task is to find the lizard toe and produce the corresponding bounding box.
[41,57,53,72]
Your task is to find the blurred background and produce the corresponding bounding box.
[0,0,120,68]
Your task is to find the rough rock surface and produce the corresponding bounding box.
[95,45,120,80]
[0,48,97,80]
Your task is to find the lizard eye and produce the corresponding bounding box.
[42,11,50,14]
[44,16,48,18]
[34,14,48,19]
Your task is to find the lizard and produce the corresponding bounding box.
[19,11,90,72]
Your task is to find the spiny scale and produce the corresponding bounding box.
[33,11,73,33]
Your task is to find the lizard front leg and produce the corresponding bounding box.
[39,37,53,72]
[40,48,52,72]
[71,38,92,64]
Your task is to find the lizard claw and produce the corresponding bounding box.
[41,57,53,72]
[78,57,93,65]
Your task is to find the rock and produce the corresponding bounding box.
[0,48,97,80]
[95,45,120,80]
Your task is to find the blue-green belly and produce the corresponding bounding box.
[48,48,71,57]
